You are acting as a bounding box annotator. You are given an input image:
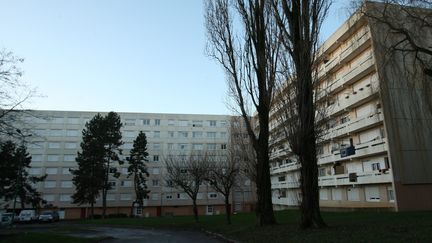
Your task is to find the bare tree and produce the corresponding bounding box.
[165,151,210,222]
[206,150,239,225]
[0,50,37,139]
[205,0,281,226]
[270,0,331,229]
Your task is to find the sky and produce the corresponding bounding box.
[0,0,352,115]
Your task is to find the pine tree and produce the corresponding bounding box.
[126,131,150,216]
[0,141,46,210]
[72,114,106,218]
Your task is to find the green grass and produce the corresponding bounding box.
[79,210,432,242]
[0,232,102,243]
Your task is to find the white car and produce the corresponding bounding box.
[18,210,37,222]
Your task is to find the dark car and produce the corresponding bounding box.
[38,211,60,223]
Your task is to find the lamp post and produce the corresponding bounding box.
[11,129,32,224]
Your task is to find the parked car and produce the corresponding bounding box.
[38,211,59,223]
[18,210,37,222]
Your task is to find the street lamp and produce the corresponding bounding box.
[11,129,32,224]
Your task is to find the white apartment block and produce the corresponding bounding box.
[4,110,255,219]
[270,3,432,211]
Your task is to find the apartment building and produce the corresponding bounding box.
[2,110,255,219]
[269,2,432,211]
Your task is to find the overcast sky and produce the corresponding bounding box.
[0,0,351,115]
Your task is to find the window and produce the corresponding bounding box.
[166,180,173,187]
[387,187,395,202]
[178,131,188,138]
[61,181,73,188]
[192,120,203,127]
[220,132,227,138]
[33,155,43,162]
[151,193,159,200]
[122,167,128,174]
[108,181,117,187]
[154,131,160,138]
[207,132,216,138]
[62,167,72,175]
[125,119,136,126]
[167,143,174,149]
[48,142,61,149]
[142,119,150,125]
[365,186,380,202]
[64,155,75,162]
[347,188,360,201]
[197,192,203,199]
[179,144,188,150]
[154,119,161,126]
[208,192,218,199]
[192,144,203,150]
[220,120,227,126]
[107,194,115,201]
[168,119,175,126]
[168,131,175,138]
[66,130,79,137]
[372,163,381,171]
[121,180,132,187]
[152,180,159,186]
[50,129,63,137]
[207,205,214,214]
[278,176,286,182]
[244,179,251,186]
[30,168,41,175]
[153,168,160,174]
[177,193,188,199]
[153,155,159,162]
[47,155,59,162]
[51,117,64,124]
[46,168,58,175]
[124,143,133,149]
[153,143,160,150]
[207,143,216,150]
[221,144,227,150]
[44,181,56,188]
[120,194,132,201]
[34,129,46,136]
[60,194,71,202]
[319,189,328,200]
[179,120,188,126]
[331,188,342,201]
[43,194,55,202]
[209,120,216,127]
[29,142,44,149]
[193,131,203,138]
[318,168,326,177]
[124,131,135,138]
[165,194,173,199]
[65,142,77,149]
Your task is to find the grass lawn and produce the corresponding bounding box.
[0,232,102,243]
[78,210,432,242]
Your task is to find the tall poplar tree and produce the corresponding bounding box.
[126,131,150,215]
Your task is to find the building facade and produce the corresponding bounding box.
[269,3,432,211]
[2,110,255,219]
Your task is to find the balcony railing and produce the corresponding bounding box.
[321,113,384,142]
[270,163,301,175]
[318,138,388,165]
[271,181,301,189]
[318,169,392,187]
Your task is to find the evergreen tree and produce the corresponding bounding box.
[126,131,150,215]
[71,112,123,219]
[72,114,106,218]
[100,112,123,218]
[0,141,46,210]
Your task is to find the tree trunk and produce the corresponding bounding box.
[192,199,199,223]
[224,195,231,225]
[90,202,94,219]
[102,188,107,219]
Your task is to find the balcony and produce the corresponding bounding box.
[321,113,384,142]
[271,163,301,175]
[272,181,301,189]
[269,149,289,160]
[272,197,299,206]
[317,29,371,81]
[316,54,375,102]
[318,169,393,187]
[318,138,388,165]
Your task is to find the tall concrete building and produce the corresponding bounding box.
[2,110,255,219]
[269,2,432,211]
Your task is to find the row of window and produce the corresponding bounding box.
[318,186,394,202]
[29,167,162,176]
[28,116,228,128]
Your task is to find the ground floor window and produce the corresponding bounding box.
[387,187,395,202]
[207,205,214,215]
